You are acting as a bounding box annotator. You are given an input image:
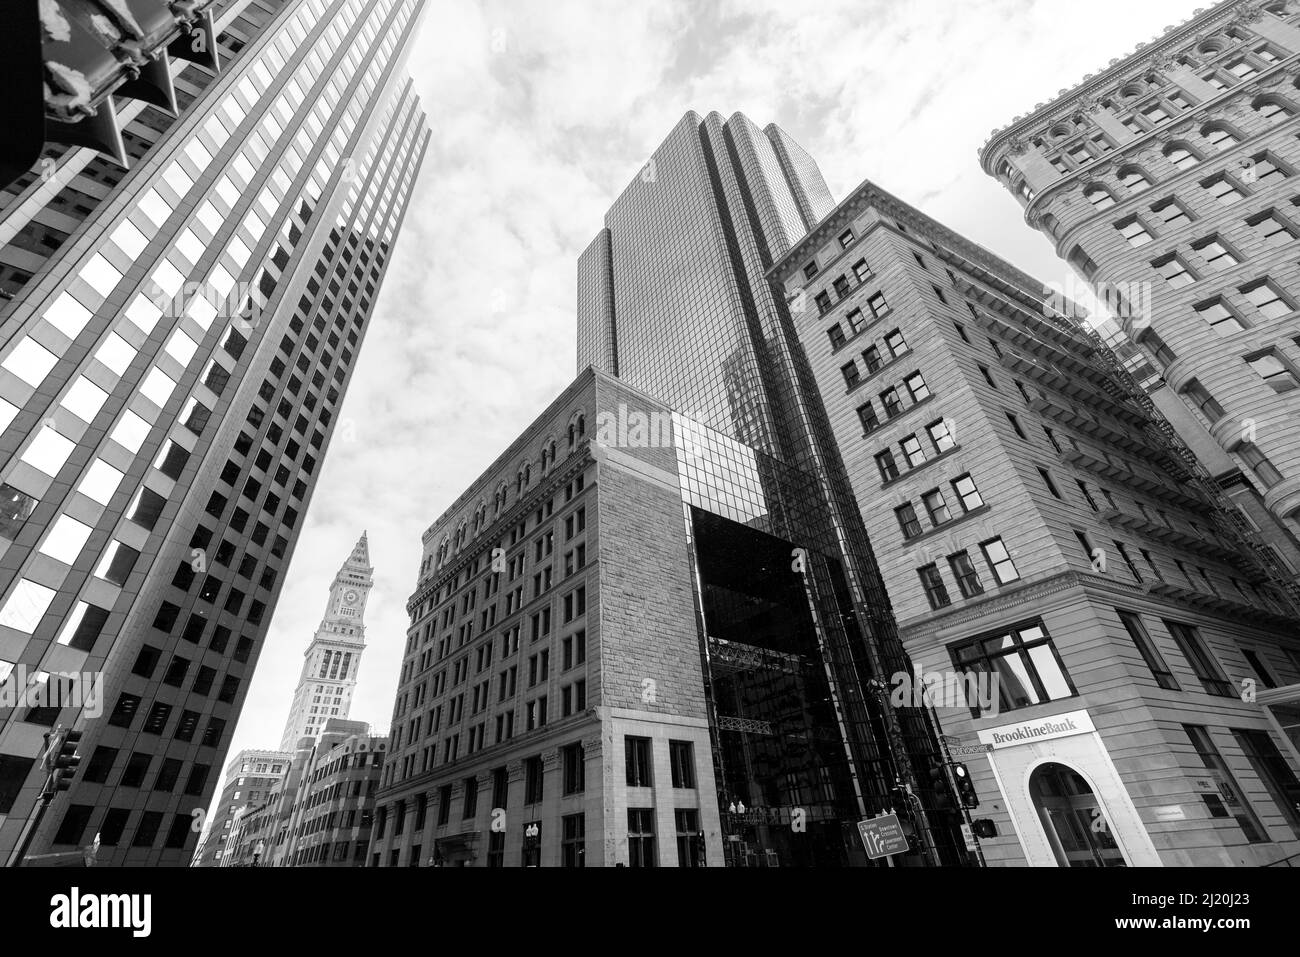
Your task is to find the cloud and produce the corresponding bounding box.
[224,0,1200,769]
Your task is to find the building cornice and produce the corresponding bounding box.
[979,0,1259,170]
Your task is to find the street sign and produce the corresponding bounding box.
[948,743,993,757]
[856,814,909,860]
[960,823,979,852]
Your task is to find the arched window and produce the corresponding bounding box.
[1084,184,1115,210]
[1253,95,1296,125]
[524,464,531,486]
[577,414,586,438]
[1117,165,1152,192]
[1163,141,1201,170]
[1201,121,1241,152]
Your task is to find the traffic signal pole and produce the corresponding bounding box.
[5,725,83,867]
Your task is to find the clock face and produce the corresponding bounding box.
[343,589,360,605]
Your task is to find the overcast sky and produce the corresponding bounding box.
[223,0,1200,768]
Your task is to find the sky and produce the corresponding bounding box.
[222,0,1202,768]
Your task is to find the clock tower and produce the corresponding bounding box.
[279,532,374,752]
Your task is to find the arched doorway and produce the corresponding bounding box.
[1029,762,1127,867]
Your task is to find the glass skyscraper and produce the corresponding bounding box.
[578,111,965,865]
[0,0,428,865]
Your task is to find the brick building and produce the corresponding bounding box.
[770,175,1300,866]
[193,746,288,866]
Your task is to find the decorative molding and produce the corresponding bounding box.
[980,0,1278,165]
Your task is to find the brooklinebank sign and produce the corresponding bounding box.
[977,709,1094,750]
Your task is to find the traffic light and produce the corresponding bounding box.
[51,730,83,792]
[926,763,954,811]
[971,818,997,839]
[951,762,979,809]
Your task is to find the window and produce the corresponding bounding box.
[1006,412,1026,439]
[885,329,908,357]
[918,564,950,609]
[1192,236,1239,272]
[900,434,927,468]
[1242,279,1291,320]
[1164,620,1233,696]
[895,503,923,539]
[1084,185,1114,210]
[863,345,883,375]
[880,387,902,418]
[814,291,832,315]
[627,809,657,868]
[562,741,585,795]
[1183,379,1227,420]
[676,809,704,868]
[948,551,984,598]
[1239,442,1283,488]
[841,362,860,389]
[1165,143,1199,169]
[1152,253,1195,287]
[1116,217,1153,247]
[1248,211,1298,247]
[1241,650,1277,690]
[951,474,984,512]
[1195,298,1244,334]
[950,621,1075,716]
[1202,174,1245,205]
[1254,97,1293,124]
[670,740,696,788]
[867,292,889,319]
[1246,152,1290,187]
[1232,729,1300,838]
[1118,166,1151,192]
[980,538,1020,584]
[903,372,929,404]
[523,757,544,804]
[875,449,900,483]
[1202,124,1240,152]
[625,736,652,787]
[1184,725,1266,842]
[1246,351,1300,393]
[827,325,846,350]
[561,813,586,867]
[852,259,872,283]
[838,228,855,249]
[921,488,952,526]
[1150,198,1193,228]
[857,402,880,433]
[926,419,955,453]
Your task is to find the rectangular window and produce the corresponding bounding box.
[1192,236,1239,272]
[918,564,950,609]
[1202,174,1245,205]
[1241,279,1291,320]
[950,620,1075,716]
[524,756,544,804]
[921,488,951,526]
[1195,298,1245,335]
[895,503,923,539]
[625,736,652,787]
[947,551,984,598]
[561,812,586,867]
[670,740,696,789]
[562,742,585,795]
[1182,378,1227,419]
[1152,253,1195,287]
[875,449,899,483]
[1246,211,1297,247]
[857,402,880,433]
[841,362,860,389]
[901,434,927,468]
[1116,216,1153,247]
[904,372,930,403]
[980,537,1020,584]
[1164,620,1233,696]
[952,474,984,512]
[627,809,657,868]
[1232,729,1300,839]
[1117,610,1179,690]
[1184,725,1267,842]
[926,419,955,453]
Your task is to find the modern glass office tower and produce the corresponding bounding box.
[576,112,966,865]
[0,0,428,865]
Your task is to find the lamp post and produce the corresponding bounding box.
[524,822,540,867]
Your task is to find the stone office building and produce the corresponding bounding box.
[771,175,1300,866]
